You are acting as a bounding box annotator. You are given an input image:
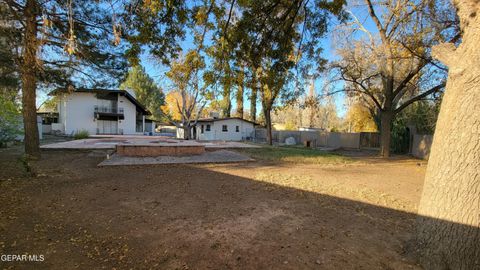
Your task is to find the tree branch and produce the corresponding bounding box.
[392,61,427,99]
[431,43,457,67]
[365,0,386,41]
[394,82,445,114]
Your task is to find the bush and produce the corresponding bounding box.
[0,97,22,147]
[73,130,89,140]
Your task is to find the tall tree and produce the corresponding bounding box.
[165,51,210,139]
[249,76,258,122]
[0,2,20,102]
[332,0,456,157]
[232,0,346,145]
[206,40,234,117]
[21,0,40,158]
[163,0,218,139]
[414,0,479,268]
[304,78,319,128]
[234,66,245,118]
[4,0,130,158]
[120,66,165,121]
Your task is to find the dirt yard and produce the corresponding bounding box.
[0,145,427,269]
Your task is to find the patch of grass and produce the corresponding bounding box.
[239,145,351,164]
[73,129,89,140]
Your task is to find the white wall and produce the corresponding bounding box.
[63,92,97,135]
[42,124,52,134]
[57,94,66,133]
[57,92,146,136]
[118,94,139,134]
[196,119,254,141]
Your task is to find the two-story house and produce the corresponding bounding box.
[49,88,155,135]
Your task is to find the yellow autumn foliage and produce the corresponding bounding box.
[161,91,198,121]
[345,103,378,132]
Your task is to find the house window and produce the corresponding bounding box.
[201,125,204,134]
[206,124,211,131]
[236,126,240,132]
[222,125,228,132]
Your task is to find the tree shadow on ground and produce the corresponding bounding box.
[0,150,476,269]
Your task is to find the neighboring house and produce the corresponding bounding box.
[155,123,177,137]
[48,88,155,135]
[37,112,59,134]
[192,117,257,141]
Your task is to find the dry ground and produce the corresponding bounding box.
[0,145,427,269]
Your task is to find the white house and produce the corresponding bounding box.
[49,88,155,135]
[192,117,257,141]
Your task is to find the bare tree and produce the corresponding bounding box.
[331,0,456,157]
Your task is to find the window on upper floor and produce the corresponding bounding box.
[206,124,211,131]
[222,125,228,132]
[236,126,239,132]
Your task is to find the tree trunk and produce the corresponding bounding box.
[250,77,257,122]
[263,106,272,145]
[379,111,392,157]
[415,1,480,269]
[21,0,40,159]
[236,82,244,118]
[222,94,231,117]
[182,124,191,140]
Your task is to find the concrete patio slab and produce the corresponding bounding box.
[40,137,260,150]
[98,150,253,166]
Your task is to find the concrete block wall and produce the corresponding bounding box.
[255,129,362,149]
[254,128,434,159]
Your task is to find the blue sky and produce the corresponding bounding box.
[137,3,378,118]
[38,2,378,118]
[139,30,348,117]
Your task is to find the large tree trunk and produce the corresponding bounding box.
[21,0,40,159]
[379,111,392,157]
[415,1,480,269]
[263,106,273,145]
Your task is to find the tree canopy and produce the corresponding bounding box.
[120,66,165,121]
[330,0,457,156]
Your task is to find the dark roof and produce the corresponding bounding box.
[196,117,258,125]
[49,87,150,115]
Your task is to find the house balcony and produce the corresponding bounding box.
[94,106,124,120]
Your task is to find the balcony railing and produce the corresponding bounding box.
[94,106,124,114]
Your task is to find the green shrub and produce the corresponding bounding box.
[0,97,22,147]
[73,129,89,140]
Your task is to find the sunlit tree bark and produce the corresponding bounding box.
[415,0,480,268]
